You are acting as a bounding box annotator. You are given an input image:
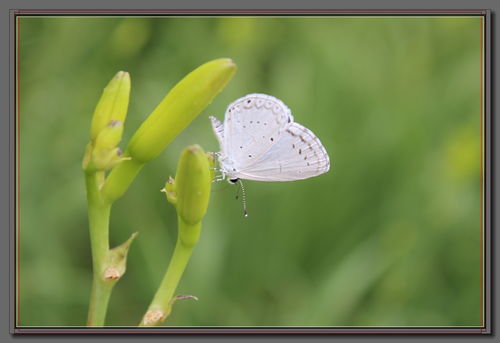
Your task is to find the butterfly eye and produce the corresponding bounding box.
[243,99,252,109]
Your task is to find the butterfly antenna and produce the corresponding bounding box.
[235,182,240,199]
[237,179,248,217]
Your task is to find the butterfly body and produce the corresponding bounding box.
[210,94,330,182]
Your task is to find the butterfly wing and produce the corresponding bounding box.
[234,122,330,181]
[223,94,293,171]
[210,115,225,147]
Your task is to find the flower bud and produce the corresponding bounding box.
[91,147,125,171]
[90,71,130,140]
[127,58,236,163]
[173,145,212,226]
[94,120,124,150]
[86,120,130,171]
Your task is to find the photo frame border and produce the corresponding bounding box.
[9,8,493,336]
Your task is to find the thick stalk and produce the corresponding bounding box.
[85,171,113,326]
[101,155,144,204]
[139,220,200,326]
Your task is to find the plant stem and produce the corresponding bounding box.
[153,235,195,306]
[101,155,144,204]
[85,171,113,326]
[139,220,200,326]
[87,275,114,326]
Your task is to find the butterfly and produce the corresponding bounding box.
[210,93,330,184]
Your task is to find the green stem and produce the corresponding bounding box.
[87,276,114,326]
[139,220,200,326]
[85,171,113,326]
[101,154,144,204]
[152,238,193,307]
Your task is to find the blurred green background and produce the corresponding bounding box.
[19,16,482,327]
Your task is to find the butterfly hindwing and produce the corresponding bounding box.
[235,122,330,181]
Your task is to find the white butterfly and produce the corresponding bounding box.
[210,93,330,183]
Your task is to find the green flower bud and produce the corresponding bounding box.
[86,121,130,171]
[127,58,237,163]
[90,71,131,140]
[174,145,212,227]
[94,120,124,150]
[91,147,126,171]
[101,59,235,204]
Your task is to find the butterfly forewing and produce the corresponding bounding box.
[235,122,330,181]
[210,116,225,147]
[223,94,293,170]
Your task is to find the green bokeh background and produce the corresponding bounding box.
[19,16,482,327]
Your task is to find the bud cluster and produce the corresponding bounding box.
[83,71,131,172]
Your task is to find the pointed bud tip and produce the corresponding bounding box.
[126,58,235,162]
[217,58,236,68]
[186,144,203,154]
[114,70,130,80]
[89,71,131,140]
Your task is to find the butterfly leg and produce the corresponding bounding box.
[208,151,227,182]
[211,168,226,182]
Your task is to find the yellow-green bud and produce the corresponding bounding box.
[94,120,124,150]
[90,71,131,140]
[92,147,125,171]
[86,120,129,171]
[127,58,237,163]
[173,145,212,226]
